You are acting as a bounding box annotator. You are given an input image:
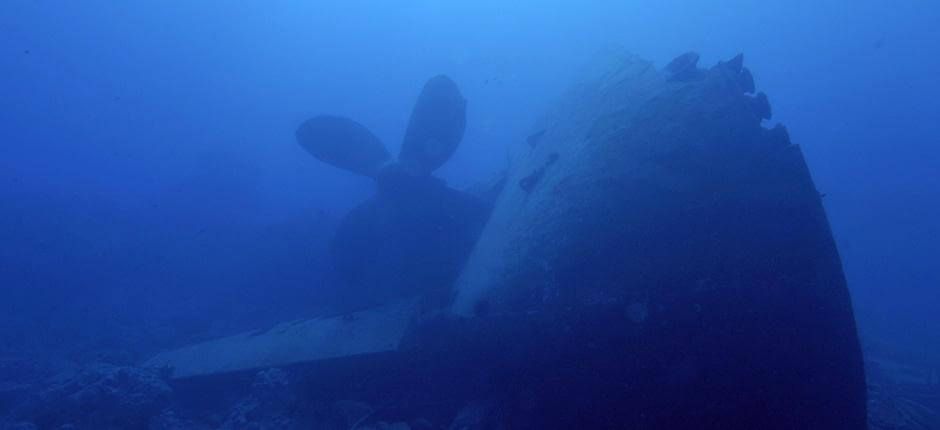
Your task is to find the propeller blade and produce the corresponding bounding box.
[295,115,390,178]
[399,75,466,175]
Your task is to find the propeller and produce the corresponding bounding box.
[295,75,466,180]
[293,75,484,307]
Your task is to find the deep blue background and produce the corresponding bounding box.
[1,1,937,370]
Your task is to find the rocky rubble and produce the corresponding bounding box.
[9,364,171,429]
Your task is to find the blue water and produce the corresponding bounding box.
[1,1,938,428]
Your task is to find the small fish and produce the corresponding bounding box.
[526,130,546,148]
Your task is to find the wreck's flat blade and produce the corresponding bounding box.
[145,299,418,379]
